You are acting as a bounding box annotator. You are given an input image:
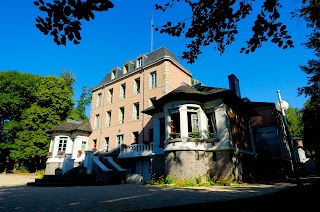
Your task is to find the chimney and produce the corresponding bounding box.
[228,74,241,98]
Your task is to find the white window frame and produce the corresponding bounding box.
[117,134,124,146]
[118,107,125,124]
[94,114,100,130]
[150,71,157,89]
[81,141,87,152]
[106,110,111,127]
[136,57,142,68]
[123,64,128,74]
[120,83,126,99]
[111,70,116,79]
[96,93,102,108]
[108,88,113,103]
[134,77,141,95]
[132,102,140,120]
[58,137,67,152]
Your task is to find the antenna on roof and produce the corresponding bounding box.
[150,10,154,52]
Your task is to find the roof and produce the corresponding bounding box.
[48,119,92,133]
[142,85,260,117]
[94,46,185,89]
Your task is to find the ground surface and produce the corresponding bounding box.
[0,173,319,211]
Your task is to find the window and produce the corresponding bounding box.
[111,70,116,79]
[58,137,67,152]
[205,108,218,140]
[132,131,139,144]
[187,107,200,136]
[117,134,124,146]
[104,137,109,151]
[133,102,140,120]
[106,110,112,127]
[93,139,97,150]
[108,88,113,103]
[150,71,157,89]
[149,97,156,107]
[94,114,100,130]
[134,77,141,94]
[136,57,142,68]
[123,64,128,74]
[118,107,125,124]
[96,93,102,108]
[120,83,126,99]
[81,141,87,152]
[169,108,180,135]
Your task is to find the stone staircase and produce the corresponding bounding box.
[28,150,127,187]
[27,166,99,187]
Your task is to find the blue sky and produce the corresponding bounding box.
[0,1,314,118]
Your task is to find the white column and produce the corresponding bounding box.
[179,106,188,142]
[62,154,75,174]
[84,150,94,174]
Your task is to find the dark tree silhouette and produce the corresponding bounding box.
[34,0,114,46]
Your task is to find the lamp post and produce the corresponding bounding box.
[276,90,299,184]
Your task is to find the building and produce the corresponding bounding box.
[142,74,259,182]
[43,47,298,184]
[249,102,294,181]
[45,119,92,175]
[89,47,192,181]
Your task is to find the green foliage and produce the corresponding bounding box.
[147,175,240,187]
[68,85,92,120]
[286,108,303,137]
[302,100,320,154]
[34,1,318,64]
[0,70,90,172]
[18,164,29,173]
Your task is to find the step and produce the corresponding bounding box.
[27,181,99,187]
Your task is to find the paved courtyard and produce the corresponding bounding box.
[1,173,305,211]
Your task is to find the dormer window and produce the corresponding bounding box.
[123,64,129,74]
[111,70,116,80]
[136,57,142,68]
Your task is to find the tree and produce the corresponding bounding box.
[34,0,309,64]
[10,75,74,171]
[286,107,304,138]
[0,71,90,172]
[68,85,92,120]
[34,0,114,46]
[0,71,40,171]
[301,100,320,154]
[296,0,320,162]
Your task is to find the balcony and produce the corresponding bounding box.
[118,143,154,158]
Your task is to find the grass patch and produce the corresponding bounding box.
[146,175,241,187]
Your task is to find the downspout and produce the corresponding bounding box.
[99,84,106,149]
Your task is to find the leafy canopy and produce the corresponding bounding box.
[0,70,91,171]
[33,0,304,64]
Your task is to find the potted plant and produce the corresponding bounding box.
[57,150,65,156]
[47,151,52,157]
[190,131,202,138]
[169,132,177,139]
[77,150,83,156]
